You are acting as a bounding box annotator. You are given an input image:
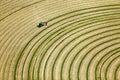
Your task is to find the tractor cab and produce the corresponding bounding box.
[37,22,47,28]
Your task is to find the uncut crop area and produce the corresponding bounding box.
[0,0,120,80]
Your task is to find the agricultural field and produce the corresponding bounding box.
[0,0,120,80]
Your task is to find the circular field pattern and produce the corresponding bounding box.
[0,0,120,80]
